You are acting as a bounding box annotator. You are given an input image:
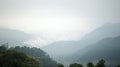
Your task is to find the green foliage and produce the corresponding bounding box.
[69,63,83,67]
[57,64,64,67]
[2,45,118,67]
[0,45,57,67]
[0,44,8,52]
[117,65,120,67]
[10,46,58,67]
[0,50,41,67]
[96,59,105,67]
[87,62,94,67]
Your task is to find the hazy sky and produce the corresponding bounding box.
[0,0,120,46]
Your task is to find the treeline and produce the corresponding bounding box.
[0,44,120,67]
[0,44,58,67]
[0,50,40,67]
[57,59,120,67]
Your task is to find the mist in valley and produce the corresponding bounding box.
[0,0,120,67]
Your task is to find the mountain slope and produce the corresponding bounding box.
[80,23,120,45]
[42,23,120,63]
[0,28,33,41]
[42,41,78,56]
[42,41,82,64]
[74,36,120,65]
[0,28,35,47]
[12,46,58,67]
[0,45,58,67]
[0,50,41,67]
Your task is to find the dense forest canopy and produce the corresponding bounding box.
[0,45,58,67]
[0,50,40,67]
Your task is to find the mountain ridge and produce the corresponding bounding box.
[42,23,120,64]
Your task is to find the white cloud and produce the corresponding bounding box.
[0,0,120,47]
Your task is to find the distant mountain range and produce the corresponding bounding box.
[0,23,120,65]
[0,28,58,67]
[0,28,35,47]
[42,23,120,64]
[79,23,120,45]
[74,36,120,65]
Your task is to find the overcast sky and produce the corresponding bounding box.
[0,0,120,47]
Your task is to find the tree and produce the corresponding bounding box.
[87,62,94,67]
[96,59,105,67]
[0,43,8,52]
[11,46,58,67]
[117,65,120,67]
[0,50,41,67]
[58,64,64,67]
[69,63,83,67]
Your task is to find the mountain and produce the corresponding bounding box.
[0,45,58,67]
[80,23,120,45]
[42,23,120,63]
[0,50,41,67]
[73,36,120,65]
[42,41,78,56]
[0,28,35,47]
[0,28,58,67]
[41,41,79,62]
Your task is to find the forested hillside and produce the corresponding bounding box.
[0,50,40,67]
[0,45,58,67]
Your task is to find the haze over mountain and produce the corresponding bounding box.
[0,28,36,47]
[0,28,34,41]
[1,0,120,47]
[74,36,120,65]
[0,0,120,67]
[80,23,120,45]
[42,23,120,64]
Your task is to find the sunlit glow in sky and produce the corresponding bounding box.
[0,0,120,47]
